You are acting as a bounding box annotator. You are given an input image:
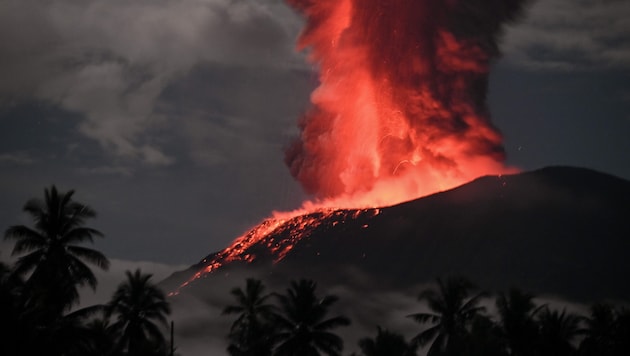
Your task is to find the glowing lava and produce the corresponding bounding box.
[173,208,380,294]
[174,0,528,293]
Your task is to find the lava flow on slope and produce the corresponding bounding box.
[175,0,529,293]
[174,208,380,293]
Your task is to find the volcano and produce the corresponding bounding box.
[168,166,630,303]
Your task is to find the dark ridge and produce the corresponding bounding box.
[164,166,630,303]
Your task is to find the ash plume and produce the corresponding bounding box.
[285,0,530,202]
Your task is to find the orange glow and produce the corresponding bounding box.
[172,208,380,294]
[285,0,516,205]
[173,1,521,294]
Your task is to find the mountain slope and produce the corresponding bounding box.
[170,166,630,302]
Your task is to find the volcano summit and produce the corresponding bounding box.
[169,166,630,303]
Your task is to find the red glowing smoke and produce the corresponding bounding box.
[174,1,531,292]
[285,0,527,206]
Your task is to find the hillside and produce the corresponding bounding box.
[168,166,630,302]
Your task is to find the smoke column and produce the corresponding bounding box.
[175,0,532,292]
[285,0,529,207]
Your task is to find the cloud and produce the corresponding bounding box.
[78,258,189,308]
[0,151,35,165]
[77,165,134,176]
[502,0,630,70]
[0,0,303,167]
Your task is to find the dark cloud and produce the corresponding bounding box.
[0,0,304,166]
[502,0,630,70]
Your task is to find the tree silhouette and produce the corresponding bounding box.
[4,185,109,320]
[496,288,543,356]
[465,315,508,356]
[610,308,630,355]
[579,303,616,356]
[579,304,630,356]
[536,307,584,356]
[0,261,29,355]
[106,269,171,356]
[72,318,119,356]
[273,279,350,356]
[407,277,486,356]
[358,326,416,356]
[223,278,276,356]
[44,304,108,356]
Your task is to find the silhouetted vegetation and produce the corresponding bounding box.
[1,186,172,356]
[407,277,487,355]
[223,278,277,355]
[106,269,172,356]
[221,276,630,356]
[223,278,351,356]
[3,186,630,356]
[357,327,416,356]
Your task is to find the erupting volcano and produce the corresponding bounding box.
[284,0,526,206]
[175,0,530,293]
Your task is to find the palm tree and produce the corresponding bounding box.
[466,314,508,356]
[0,261,28,355]
[223,278,276,356]
[496,288,543,356]
[358,326,416,356]
[45,304,108,356]
[407,277,486,356]
[273,279,351,356]
[610,308,630,355]
[72,318,118,356]
[577,307,630,355]
[4,185,109,319]
[106,269,171,356]
[579,303,620,356]
[536,307,584,356]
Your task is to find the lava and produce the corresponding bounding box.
[173,208,380,294]
[175,0,528,293]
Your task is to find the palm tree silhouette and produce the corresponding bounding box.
[466,314,508,356]
[44,304,108,356]
[496,288,544,356]
[4,185,109,319]
[223,278,276,356]
[106,269,171,356]
[358,326,416,356]
[536,307,584,356]
[0,261,29,355]
[72,318,118,356]
[272,279,351,356]
[579,303,616,355]
[609,308,630,355]
[407,277,486,356]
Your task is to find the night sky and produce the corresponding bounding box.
[1,0,629,268]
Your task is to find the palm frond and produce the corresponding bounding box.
[65,304,107,320]
[66,254,99,290]
[412,324,440,346]
[316,315,351,330]
[4,224,43,240]
[461,291,488,313]
[13,250,44,276]
[223,305,245,315]
[22,198,45,221]
[61,227,103,245]
[408,312,440,324]
[66,245,110,270]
